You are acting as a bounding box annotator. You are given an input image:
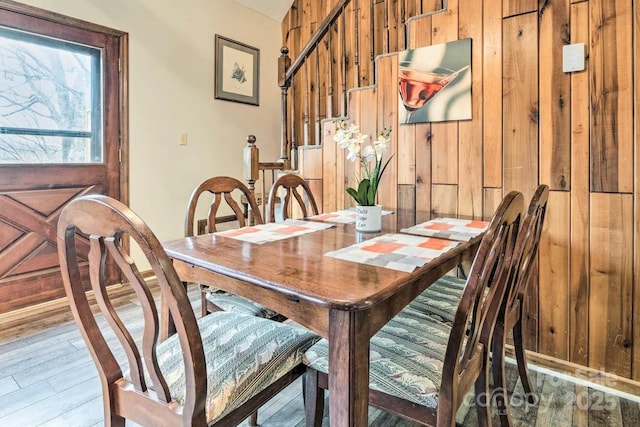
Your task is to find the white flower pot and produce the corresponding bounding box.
[356,204,382,232]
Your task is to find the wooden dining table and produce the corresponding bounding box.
[162,210,482,426]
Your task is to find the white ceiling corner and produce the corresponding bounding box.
[232,0,295,22]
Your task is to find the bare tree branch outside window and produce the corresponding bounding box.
[0,28,101,164]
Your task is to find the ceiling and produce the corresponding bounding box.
[232,0,294,22]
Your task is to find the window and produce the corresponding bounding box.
[0,26,102,163]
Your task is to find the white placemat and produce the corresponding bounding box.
[325,233,459,272]
[215,219,335,244]
[310,208,394,224]
[400,217,489,241]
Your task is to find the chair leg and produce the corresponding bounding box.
[200,286,209,317]
[303,368,324,427]
[106,415,125,427]
[492,319,512,427]
[474,355,491,427]
[103,400,125,427]
[513,317,535,403]
[248,411,258,426]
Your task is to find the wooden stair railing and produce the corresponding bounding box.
[243,135,284,223]
[278,0,352,171]
[244,1,446,210]
[243,0,351,211]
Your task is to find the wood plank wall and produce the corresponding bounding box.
[284,0,640,381]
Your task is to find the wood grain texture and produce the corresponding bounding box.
[397,120,416,185]
[483,0,503,188]
[328,310,371,426]
[634,0,640,382]
[484,188,503,220]
[358,0,372,87]
[503,12,539,202]
[590,0,633,193]
[322,121,338,213]
[569,0,590,367]
[282,0,640,383]
[373,0,386,59]
[539,0,571,191]
[345,89,362,209]
[376,55,398,209]
[317,25,330,130]
[415,123,432,213]
[397,184,416,211]
[168,210,482,426]
[458,0,483,218]
[300,146,324,180]
[5,285,639,426]
[503,0,538,18]
[407,6,432,48]
[538,191,570,359]
[431,184,457,216]
[589,193,633,377]
[430,0,459,186]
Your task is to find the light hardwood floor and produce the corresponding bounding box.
[1,284,638,426]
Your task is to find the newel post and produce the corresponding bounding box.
[278,46,292,170]
[243,135,259,224]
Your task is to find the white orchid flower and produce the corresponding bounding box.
[361,145,376,162]
[332,120,393,206]
[373,136,389,160]
[346,142,362,161]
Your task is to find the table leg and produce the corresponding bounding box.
[328,310,370,426]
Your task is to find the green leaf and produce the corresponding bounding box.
[357,179,370,205]
[377,154,394,183]
[367,181,376,205]
[346,187,359,204]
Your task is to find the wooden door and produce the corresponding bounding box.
[0,3,127,313]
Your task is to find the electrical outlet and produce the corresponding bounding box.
[179,133,188,145]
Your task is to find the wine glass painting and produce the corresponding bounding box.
[398,38,472,124]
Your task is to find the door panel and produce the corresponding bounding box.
[0,2,126,313]
[0,181,103,312]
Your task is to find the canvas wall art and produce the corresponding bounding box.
[398,38,472,124]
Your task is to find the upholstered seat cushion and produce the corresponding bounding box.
[153,312,319,424]
[304,308,453,409]
[204,286,280,319]
[404,275,465,325]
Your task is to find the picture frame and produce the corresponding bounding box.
[398,38,472,124]
[214,35,259,106]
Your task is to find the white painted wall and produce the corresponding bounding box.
[17,0,282,249]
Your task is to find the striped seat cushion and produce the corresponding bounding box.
[204,287,280,319]
[404,275,465,325]
[151,312,319,424]
[304,308,453,409]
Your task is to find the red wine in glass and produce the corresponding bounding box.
[398,65,469,123]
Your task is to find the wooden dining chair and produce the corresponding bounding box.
[407,185,549,425]
[491,185,549,425]
[57,194,320,427]
[303,191,524,427]
[266,174,319,222]
[185,176,282,320]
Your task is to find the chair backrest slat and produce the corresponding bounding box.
[440,191,523,404]
[267,174,319,222]
[185,176,263,236]
[507,185,550,310]
[58,195,208,424]
[88,236,153,396]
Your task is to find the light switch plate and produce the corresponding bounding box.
[563,43,585,73]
